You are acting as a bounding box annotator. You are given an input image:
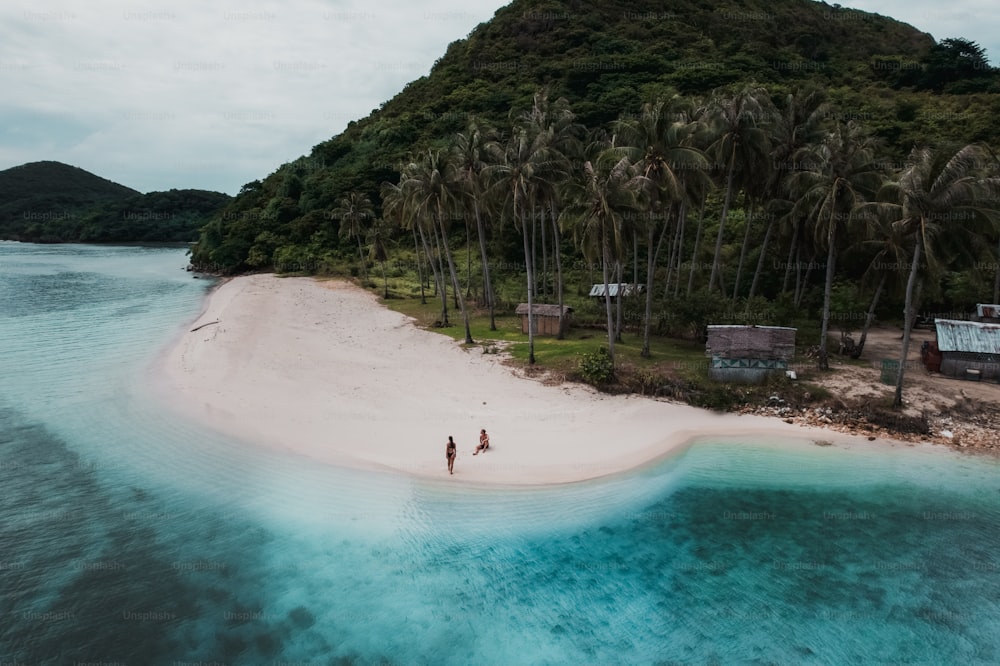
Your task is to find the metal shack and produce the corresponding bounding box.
[934,318,1000,381]
[515,303,573,337]
[706,324,797,384]
[588,283,643,301]
[975,304,1000,324]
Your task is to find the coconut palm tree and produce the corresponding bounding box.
[561,140,648,368]
[381,176,427,304]
[869,144,1000,407]
[614,97,710,356]
[747,88,831,303]
[483,102,566,363]
[790,122,882,370]
[331,191,374,281]
[451,120,498,329]
[704,85,772,294]
[844,205,910,358]
[403,150,474,344]
[366,217,392,298]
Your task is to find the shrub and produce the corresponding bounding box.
[579,347,615,386]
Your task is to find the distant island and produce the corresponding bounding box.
[0,161,230,243]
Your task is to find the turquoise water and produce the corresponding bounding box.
[2,242,1000,665]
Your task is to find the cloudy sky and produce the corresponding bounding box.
[0,0,995,196]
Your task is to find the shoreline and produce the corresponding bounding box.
[147,274,927,487]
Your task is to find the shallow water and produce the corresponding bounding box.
[2,242,999,665]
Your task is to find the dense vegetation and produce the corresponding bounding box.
[0,161,230,243]
[188,0,1000,408]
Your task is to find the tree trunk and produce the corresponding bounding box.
[708,148,737,292]
[818,215,837,370]
[530,203,538,300]
[356,235,368,282]
[381,260,389,298]
[540,206,548,299]
[673,202,687,298]
[465,215,473,298]
[642,219,657,358]
[520,199,536,364]
[747,213,776,305]
[437,212,473,344]
[550,202,565,339]
[782,219,800,295]
[412,225,426,304]
[687,194,707,296]
[894,234,923,408]
[615,261,624,343]
[474,199,495,331]
[731,200,754,302]
[601,232,616,366]
[428,219,449,325]
[994,235,1000,304]
[664,206,682,298]
[852,271,886,359]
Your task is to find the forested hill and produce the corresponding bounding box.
[191,0,1000,274]
[0,161,230,243]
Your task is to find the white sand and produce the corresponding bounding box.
[151,274,867,485]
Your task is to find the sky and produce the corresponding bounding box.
[0,0,996,196]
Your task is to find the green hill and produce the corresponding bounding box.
[191,0,1000,274]
[0,161,230,243]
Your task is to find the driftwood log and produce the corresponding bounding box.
[190,320,220,332]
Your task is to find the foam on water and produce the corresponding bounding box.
[2,243,1000,664]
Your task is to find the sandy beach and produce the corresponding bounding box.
[151,274,890,485]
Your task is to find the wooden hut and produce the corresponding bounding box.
[934,319,1000,381]
[515,303,573,337]
[706,325,797,384]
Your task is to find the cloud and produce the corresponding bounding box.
[0,0,995,195]
[0,0,502,194]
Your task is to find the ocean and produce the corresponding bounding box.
[2,242,999,665]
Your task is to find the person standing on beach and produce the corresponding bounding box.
[473,429,490,455]
[446,436,457,475]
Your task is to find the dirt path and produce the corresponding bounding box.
[789,326,1000,451]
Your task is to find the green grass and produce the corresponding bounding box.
[368,279,710,378]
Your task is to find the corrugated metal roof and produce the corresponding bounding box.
[935,319,1000,353]
[515,303,573,317]
[705,325,797,361]
[588,283,643,297]
[706,325,798,331]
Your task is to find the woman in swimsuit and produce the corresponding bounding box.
[474,429,489,455]
[446,436,457,475]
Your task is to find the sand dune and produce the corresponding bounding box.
[151,274,868,485]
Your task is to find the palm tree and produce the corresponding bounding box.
[614,97,709,357]
[845,206,910,358]
[790,122,882,370]
[381,176,427,304]
[366,217,392,298]
[483,99,566,363]
[747,88,831,303]
[451,120,498,330]
[561,140,647,367]
[870,144,1000,407]
[704,85,772,294]
[331,191,374,281]
[404,150,474,344]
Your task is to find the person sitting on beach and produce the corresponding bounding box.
[473,429,490,455]
[446,436,457,475]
